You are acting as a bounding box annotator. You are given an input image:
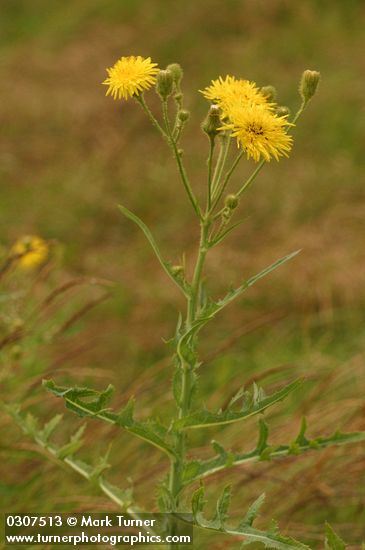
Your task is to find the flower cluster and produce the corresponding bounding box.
[201,74,293,162]
[102,56,307,163]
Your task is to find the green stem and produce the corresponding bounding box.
[211,150,244,211]
[136,94,168,141]
[292,99,307,124]
[169,220,210,514]
[207,137,215,211]
[211,132,231,197]
[236,159,266,198]
[162,101,202,220]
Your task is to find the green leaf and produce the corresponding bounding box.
[190,488,309,550]
[325,523,346,550]
[6,404,134,511]
[43,379,175,458]
[213,485,231,528]
[118,204,188,296]
[215,250,301,314]
[241,493,266,527]
[257,420,269,455]
[174,379,302,430]
[40,414,63,442]
[157,484,175,513]
[182,422,365,485]
[295,417,309,446]
[173,251,301,370]
[191,485,206,522]
[57,425,85,459]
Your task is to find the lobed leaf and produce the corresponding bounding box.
[190,485,309,550]
[241,493,266,527]
[174,379,302,430]
[43,379,175,458]
[6,405,134,510]
[182,419,365,485]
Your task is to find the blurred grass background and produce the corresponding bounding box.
[0,0,365,548]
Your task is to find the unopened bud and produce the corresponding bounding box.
[299,70,320,102]
[276,106,291,117]
[201,104,221,138]
[224,194,239,210]
[261,85,277,102]
[178,109,190,122]
[156,69,174,100]
[171,265,184,277]
[166,63,183,85]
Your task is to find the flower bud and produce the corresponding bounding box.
[224,194,239,210]
[276,106,291,117]
[156,69,174,100]
[171,265,184,277]
[166,63,183,85]
[299,70,320,102]
[178,109,190,122]
[201,104,221,138]
[261,85,277,102]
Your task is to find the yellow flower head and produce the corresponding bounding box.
[11,236,49,270]
[221,106,294,162]
[103,56,159,100]
[201,75,271,115]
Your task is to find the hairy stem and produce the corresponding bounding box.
[292,99,307,124]
[211,132,231,197]
[162,100,201,219]
[211,150,244,211]
[169,220,210,516]
[207,137,215,211]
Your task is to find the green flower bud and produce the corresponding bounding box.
[156,69,174,100]
[276,106,291,117]
[171,265,184,277]
[224,194,239,210]
[261,85,277,102]
[166,63,183,85]
[201,104,221,138]
[299,70,320,102]
[178,109,190,122]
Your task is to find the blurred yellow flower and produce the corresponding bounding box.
[103,56,159,100]
[11,236,49,269]
[221,106,294,162]
[201,75,271,115]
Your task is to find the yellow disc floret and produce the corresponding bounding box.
[221,105,294,162]
[11,235,49,269]
[103,56,159,100]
